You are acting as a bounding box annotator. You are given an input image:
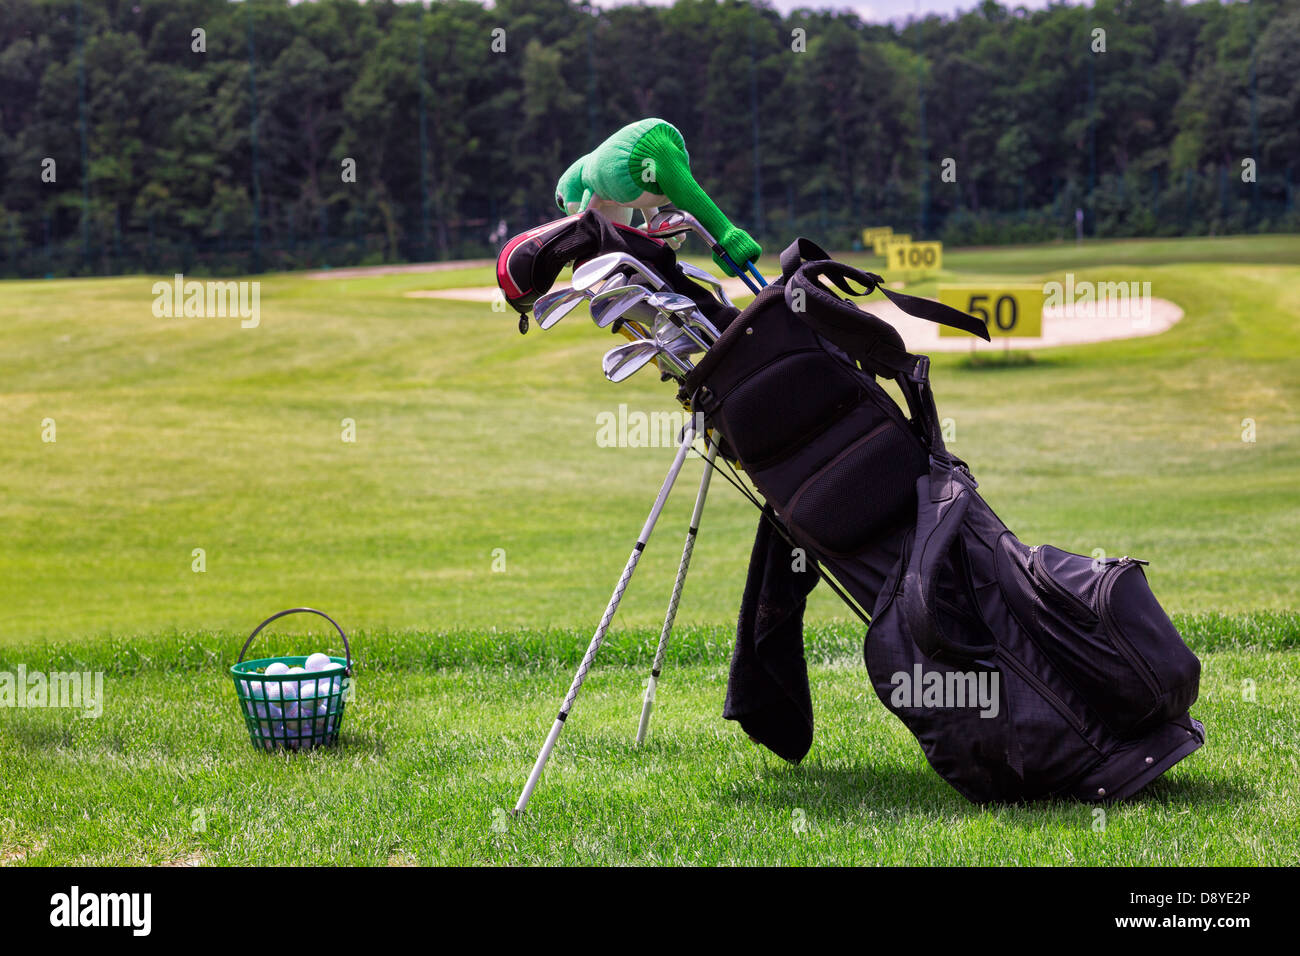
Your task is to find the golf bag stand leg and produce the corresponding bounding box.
[513,423,699,814]
[635,436,718,745]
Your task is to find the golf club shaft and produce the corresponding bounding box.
[658,311,713,351]
[636,436,717,745]
[717,248,763,294]
[678,214,765,293]
[514,424,699,814]
[650,211,765,296]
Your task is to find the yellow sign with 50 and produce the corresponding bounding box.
[937,286,1045,337]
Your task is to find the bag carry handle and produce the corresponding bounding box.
[779,237,833,280]
[237,607,352,676]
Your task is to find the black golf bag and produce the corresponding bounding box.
[687,238,1204,803]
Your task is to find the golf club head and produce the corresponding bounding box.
[602,340,661,383]
[678,262,735,308]
[647,290,717,350]
[572,252,665,293]
[589,284,654,329]
[646,291,699,315]
[652,315,703,357]
[534,288,591,330]
[645,209,717,248]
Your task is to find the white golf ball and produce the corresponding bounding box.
[287,717,315,749]
[265,661,289,677]
[253,700,283,720]
[261,721,286,748]
[281,666,306,699]
[305,653,332,673]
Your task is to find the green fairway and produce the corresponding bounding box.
[2,234,1298,865]
[3,234,1298,640]
[0,621,1296,866]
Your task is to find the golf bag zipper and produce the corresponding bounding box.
[1028,545,1098,627]
[1098,559,1164,698]
[995,646,1088,735]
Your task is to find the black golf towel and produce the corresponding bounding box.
[723,507,820,762]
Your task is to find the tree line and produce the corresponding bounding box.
[0,0,1296,277]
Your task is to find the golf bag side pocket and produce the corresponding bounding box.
[865,502,1106,802]
[994,537,1201,737]
[869,453,1205,803]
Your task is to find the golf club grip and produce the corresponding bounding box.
[715,247,762,294]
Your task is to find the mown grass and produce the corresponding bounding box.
[2,237,1298,641]
[0,622,1295,866]
[1,234,1297,865]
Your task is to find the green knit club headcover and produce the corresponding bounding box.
[553,118,762,277]
[628,121,761,277]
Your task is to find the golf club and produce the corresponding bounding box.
[651,314,706,359]
[534,287,592,330]
[646,291,715,350]
[679,261,735,309]
[644,210,766,293]
[602,340,662,383]
[572,252,666,294]
[589,283,657,329]
[603,335,693,382]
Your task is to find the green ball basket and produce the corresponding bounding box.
[230,607,353,752]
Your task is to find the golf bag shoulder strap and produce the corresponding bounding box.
[784,253,991,361]
[783,260,916,380]
[779,237,833,281]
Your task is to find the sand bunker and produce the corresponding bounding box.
[404,277,1182,350]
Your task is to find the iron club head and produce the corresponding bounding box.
[589,284,656,329]
[572,252,665,293]
[533,288,592,330]
[678,262,735,309]
[602,340,662,383]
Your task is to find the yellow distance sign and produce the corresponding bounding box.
[887,240,943,276]
[874,232,910,255]
[861,226,893,247]
[937,286,1045,338]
